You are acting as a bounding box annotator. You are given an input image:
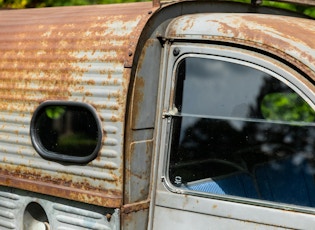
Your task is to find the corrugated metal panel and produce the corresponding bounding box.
[0,187,119,229]
[166,13,315,79]
[0,2,154,207]
[0,191,20,229]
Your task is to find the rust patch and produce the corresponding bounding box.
[182,15,198,32]
[121,199,150,214]
[168,14,315,81]
[124,6,158,68]
[87,79,96,85]
[208,35,315,81]
[0,2,154,112]
[114,68,132,123]
[128,38,153,128]
[0,2,155,206]
[0,165,122,207]
[240,15,315,47]
[214,15,315,75]
[131,76,145,127]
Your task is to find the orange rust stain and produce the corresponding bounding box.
[134,38,155,74]
[216,15,315,69]
[0,2,155,206]
[85,92,93,97]
[86,79,96,85]
[0,3,153,113]
[110,115,120,122]
[121,199,150,214]
[221,20,292,50]
[199,34,315,81]
[102,70,113,79]
[95,153,103,162]
[182,15,196,31]
[110,69,131,123]
[0,164,122,207]
[240,15,315,48]
[131,76,145,127]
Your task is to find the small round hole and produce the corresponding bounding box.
[23,202,50,230]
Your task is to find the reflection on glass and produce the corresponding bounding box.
[169,57,315,208]
[261,92,315,122]
[35,105,99,157]
[175,58,267,118]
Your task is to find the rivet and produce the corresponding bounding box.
[173,48,180,56]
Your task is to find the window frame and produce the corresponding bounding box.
[30,101,103,164]
[161,43,315,211]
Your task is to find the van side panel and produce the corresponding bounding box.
[0,3,152,207]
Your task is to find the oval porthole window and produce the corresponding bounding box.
[31,101,102,164]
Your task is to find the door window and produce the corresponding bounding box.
[168,56,315,207]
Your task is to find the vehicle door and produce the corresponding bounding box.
[151,14,315,229]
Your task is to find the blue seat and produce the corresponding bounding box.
[186,172,259,199]
[184,157,315,208]
[254,157,315,207]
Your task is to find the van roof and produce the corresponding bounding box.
[166,13,315,79]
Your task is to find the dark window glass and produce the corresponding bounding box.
[169,57,315,208]
[31,102,102,163]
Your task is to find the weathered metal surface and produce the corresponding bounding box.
[0,2,154,207]
[123,34,162,209]
[122,199,150,214]
[0,186,119,229]
[121,208,149,230]
[166,13,315,80]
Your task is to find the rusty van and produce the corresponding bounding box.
[1,0,315,229]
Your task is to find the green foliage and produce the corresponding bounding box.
[261,92,315,122]
[233,0,315,18]
[303,6,315,18]
[262,1,315,18]
[57,133,97,156]
[1,0,29,8]
[45,106,66,120]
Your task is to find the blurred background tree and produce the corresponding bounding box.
[0,0,314,18]
[234,0,315,17]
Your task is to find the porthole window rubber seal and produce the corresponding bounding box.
[30,101,103,164]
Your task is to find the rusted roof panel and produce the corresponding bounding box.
[0,2,153,207]
[166,13,315,78]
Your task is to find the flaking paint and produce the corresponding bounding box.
[166,13,315,80]
[0,2,154,207]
